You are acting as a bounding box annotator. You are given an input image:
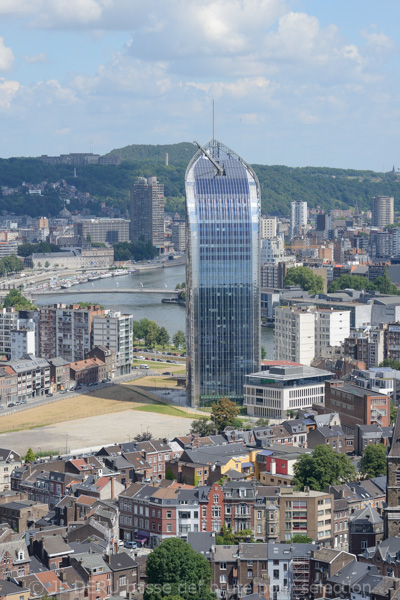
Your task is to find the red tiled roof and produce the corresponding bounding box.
[76,495,97,506]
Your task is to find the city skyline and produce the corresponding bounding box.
[0,1,399,170]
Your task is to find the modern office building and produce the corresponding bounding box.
[74,218,130,245]
[92,311,133,376]
[185,139,260,407]
[290,201,307,238]
[130,176,165,249]
[244,362,331,419]
[371,196,394,228]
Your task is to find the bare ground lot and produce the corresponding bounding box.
[0,379,194,454]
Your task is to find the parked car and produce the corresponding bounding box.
[124,541,138,549]
[162,372,172,376]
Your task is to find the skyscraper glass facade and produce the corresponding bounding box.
[185,139,260,407]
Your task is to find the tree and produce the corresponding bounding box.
[144,538,215,600]
[132,318,151,342]
[284,266,324,294]
[158,327,170,349]
[254,418,270,427]
[165,468,174,481]
[293,445,356,492]
[380,358,400,370]
[134,430,152,442]
[289,534,313,544]
[359,444,387,478]
[374,268,399,295]
[211,398,240,433]
[145,321,161,348]
[3,289,35,310]
[261,346,266,360]
[44,261,50,268]
[25,448,35,463]
[190,418,215,437]
[172,330,186,349]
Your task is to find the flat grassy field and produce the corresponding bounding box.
[133,375,183,388]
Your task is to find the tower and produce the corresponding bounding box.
[130,176,165,249]
[185,139,260,407]
[371,196,394,228]
[290,201,307,238]
[384,409,400,538]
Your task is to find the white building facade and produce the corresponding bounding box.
[92,311,133,376]
[275,306,316,365]
[290,201,307,238]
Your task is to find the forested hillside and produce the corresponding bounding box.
[0,144,399,218]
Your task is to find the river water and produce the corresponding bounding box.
[35,264,275,358]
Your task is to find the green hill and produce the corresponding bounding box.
[0,143,398,218]
[105,142,197,164]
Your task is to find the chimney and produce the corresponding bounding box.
[110,477,115,499]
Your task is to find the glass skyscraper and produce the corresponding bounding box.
[185,139,260,407]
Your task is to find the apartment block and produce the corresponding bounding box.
[92,311,133,376]
[279,487,334,546]
[275,306,316,365]
[39,304,105,362]
[371,196,394,228]
[171,220,185,252]
[5,356,50,401]
[291,201,307,238]
[261,217,278,239]
[315,309,350,358]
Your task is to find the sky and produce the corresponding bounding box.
[0,0,399,170]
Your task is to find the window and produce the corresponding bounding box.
[257,511,262,519]
[220,562,227,570]
[361,539,368,550]
[273,570,279,579]
[167,524,172,532]
[167,511,172,518]
[214,495,219,504]
[220,575,227,583]
[119,576,127,586]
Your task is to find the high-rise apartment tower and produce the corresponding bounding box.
[130,176,165,248]
[290,201,307,238]
[371,196,394,228]
[185,139,260,407]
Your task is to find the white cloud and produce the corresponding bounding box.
[0,38,14,71]
[23,52,48,64]
[0,78,19,109]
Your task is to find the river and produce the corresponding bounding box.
[35,264,275,358]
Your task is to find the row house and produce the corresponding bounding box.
[0,449,21,493]
[11,459,67,492]
[0,500,48,533]
[5,355,50,401]
[223,482,256,534]
[0,539,30,580]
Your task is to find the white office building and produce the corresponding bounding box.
[290,201,307,238]
[244,362,332,419]
[92,311,133,376]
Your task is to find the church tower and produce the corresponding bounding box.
[384,410,400,538]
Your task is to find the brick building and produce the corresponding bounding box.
[70,357,106,386]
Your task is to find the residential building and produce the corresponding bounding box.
[279,487,334,546]
[261,217,278,239]
[130,176,165,248]
[275,306,316,365]
[48,357,71,392]
[0,450,21,493]
[291,201,307,238]
[171,220,185,252]
[39,304,105,362]
[384,411,400,538]
[260,237,285,265]
[86,346,116,380]
[0,539,30,580]
[74,218,130,244]
[0,500,48,532]
[371,196,394,228]
[70,357,106,386]
[315,309,350,358]
[92,311,133,376]
[348,506,383,555]
[185,139,260,406]
[0,367,18,406]
[244,362,331,420]
[5,355,50,401]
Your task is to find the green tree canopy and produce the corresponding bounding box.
[359,444,387,478]
[380,359,400,370]
[144,538,215,600]
[329,271,399,295]
[293,445,356,492]
[25,448,35,463]
[211,398,240,433]
[190,418,215,437]
[3,289,35,310]
[284,266,324,294]
[289,534,313,544]
[158,327,170,349]
[172,330,186,349]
